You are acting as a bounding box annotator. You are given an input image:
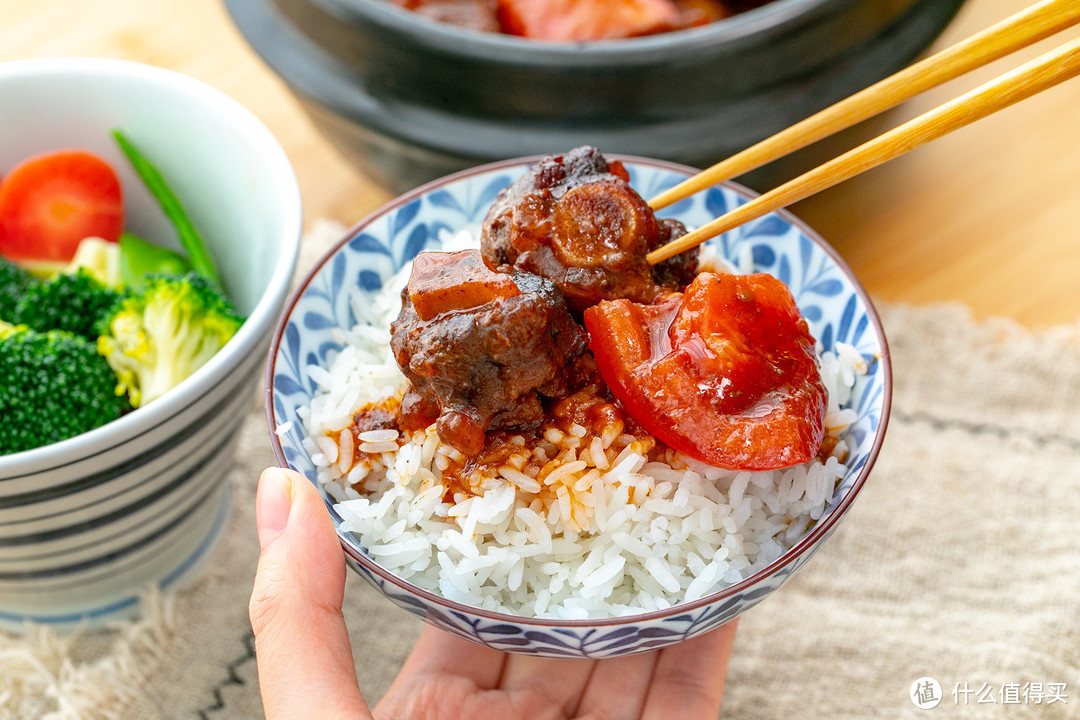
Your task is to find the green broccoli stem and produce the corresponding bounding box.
[119,232,191,292]
[111,129,224,289]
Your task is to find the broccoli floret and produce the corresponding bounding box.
[96,272,244,408]
[12,268,122,340]
[1,257,37,321]
[0,323,129,456]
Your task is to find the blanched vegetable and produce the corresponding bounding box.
[0,257,36,321]
[119,232,191,291]
[111,130,222,288]
[12,268,122,340]
[0,323,128,455]
[0,150,123,264]
[66,237,123,286]
[96,272,243,408]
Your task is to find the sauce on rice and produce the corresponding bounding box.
[334,381,666,532]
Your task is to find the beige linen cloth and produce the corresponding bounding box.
[2,224,1078,719]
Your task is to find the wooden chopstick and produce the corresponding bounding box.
[646,34,1080,265]
[647,0,1080,212]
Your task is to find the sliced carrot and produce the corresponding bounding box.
[0,150,123,263]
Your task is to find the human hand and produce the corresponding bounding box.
[250,466,738,720]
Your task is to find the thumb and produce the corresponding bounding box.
[249,467,372,720]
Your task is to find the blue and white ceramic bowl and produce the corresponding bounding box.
[0,58,301,631]
[268,155,891,659]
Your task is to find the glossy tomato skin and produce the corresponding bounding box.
[584,272,827,471]
[497,0,680,41]
[0,150,124,263]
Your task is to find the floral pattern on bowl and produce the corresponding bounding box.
[267,156,891,658]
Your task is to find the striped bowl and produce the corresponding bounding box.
[0,58,301,631]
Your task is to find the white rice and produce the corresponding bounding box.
[296,229,864,619]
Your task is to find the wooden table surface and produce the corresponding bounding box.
[4,0,1079,328]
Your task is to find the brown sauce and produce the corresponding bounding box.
[328,395,403,470]
[437,383,629,499]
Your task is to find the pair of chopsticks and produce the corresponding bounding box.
[646,0,1080,265]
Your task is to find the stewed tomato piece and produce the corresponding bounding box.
[497,0,680,40]
[583,272,827,470]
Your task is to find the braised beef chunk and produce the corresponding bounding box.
[721,0,774,10]
[391,250,588,455]
[390,0,754,37]
[480,146,698,313]
[672,0,732,27]
[390,0,502,32]
[352,404,399,434]
[651,217,697,290]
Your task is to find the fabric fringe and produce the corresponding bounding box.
[0,588,180,720]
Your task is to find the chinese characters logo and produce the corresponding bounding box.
[911,677,943,709]
[910,677,1068,709]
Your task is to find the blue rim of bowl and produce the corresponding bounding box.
[0,57,302,477]
[265,153,893,627]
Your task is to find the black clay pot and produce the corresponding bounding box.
[225,0,965,194]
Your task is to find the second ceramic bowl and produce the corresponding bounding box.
[226,0,966,193]
[266,154,891,658]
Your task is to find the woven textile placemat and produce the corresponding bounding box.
[2,224,1078,719]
